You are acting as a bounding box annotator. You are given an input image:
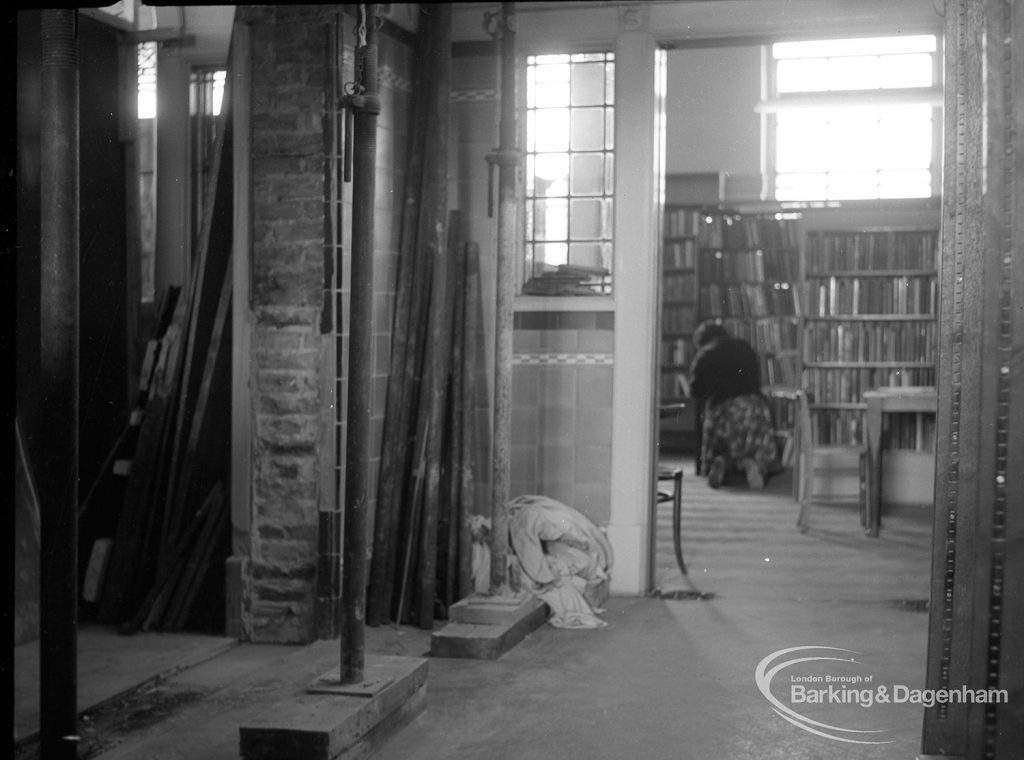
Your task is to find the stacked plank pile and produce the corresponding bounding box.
[522,264,611,296]
[90,92,235,634]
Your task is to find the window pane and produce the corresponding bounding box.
[535,243,568,269]
[569,242,604,269]
[534,54,570,65]
[571,62,606,106]
[571,108,605,151]
[828,170,881,199]
[827,109,881,168]
[777,58,829,93]
[827,55,881,90]
[776,172,827,201]
[534,109,570,151]
[776,111,829,172]
[526,53,614,293]
[571,153,604,195]
[878,108,932,167]
[771,29,937,202]
[533,79,570,108]
[878,169,932,198]
[773,35,936,60]
[534,153,569,194]
[881,53,934,88]
[535,198,568,240]
[570,198,603,238]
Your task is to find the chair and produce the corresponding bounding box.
[767,387,867,532]
[657,467,686,575]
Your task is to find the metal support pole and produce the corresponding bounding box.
[341,4,381,685]
[488,2,520,593]
[39,9,80,760]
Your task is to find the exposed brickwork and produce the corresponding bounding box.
[245,5,333,643]
[235,5,413,643]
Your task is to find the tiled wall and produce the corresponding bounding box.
[450,52,499,374]
[332,29,413,536]
[511,311,615,524]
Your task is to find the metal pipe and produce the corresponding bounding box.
[489,2,519,593]
[38,9,80,760]
[341,3,381,685]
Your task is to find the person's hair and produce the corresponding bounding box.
[694,320,730,348]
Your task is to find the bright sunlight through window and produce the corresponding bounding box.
[524,53,614,294]
[767,35,939,202]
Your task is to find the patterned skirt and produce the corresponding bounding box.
[700,393,781,477]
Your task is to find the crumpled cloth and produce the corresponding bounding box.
[507,495,614,629]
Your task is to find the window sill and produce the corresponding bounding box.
[514,295,615,312]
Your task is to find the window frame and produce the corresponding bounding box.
[521,51,616,296]
[761,34,943,203]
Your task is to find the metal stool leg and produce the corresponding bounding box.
[659,468,686,576]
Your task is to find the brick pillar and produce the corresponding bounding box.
[243,5,330,643]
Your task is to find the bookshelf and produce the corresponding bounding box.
[801,228,940,451]
[659,207,701,439]
[694,209,803,389]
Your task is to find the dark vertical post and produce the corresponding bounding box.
[341,4,381,685]
[921,0,1024,756]
[38,9,80,760]
[488,1,519,593]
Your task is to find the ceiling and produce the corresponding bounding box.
[84,3,236,64]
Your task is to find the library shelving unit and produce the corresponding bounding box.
[801,228,939,446]
[694,209,803,389]
[659,206,701,441]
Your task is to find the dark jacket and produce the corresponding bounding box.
[688,336,762,407]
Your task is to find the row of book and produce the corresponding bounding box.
[661,337,696,367]
[659,358,797,396]
[663,304,698,334]
[664,208,803,250]
[811,407,935,449]
[763,355,799,387]
[806,276,937,316]
[699,248,800,283]
[664,239,697,269]
[806,230,939,272]
[700,282,800,318]
[812,409,865,446]
[665,208,703,239]
[803,321,937,364]
[766,394,798,432]
[804,367,937,405]
[886,412,937,452]
[714,317,800,353]
[698,213,802,250]
[663,272,696,302]
[660,371,690,400]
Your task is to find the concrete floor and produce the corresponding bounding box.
[14,456,935,759]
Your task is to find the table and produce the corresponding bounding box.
[863,387,937,537]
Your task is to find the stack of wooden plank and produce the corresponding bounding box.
[366,214,491,630]
[522,264,611,296]
[92,81,235,634]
